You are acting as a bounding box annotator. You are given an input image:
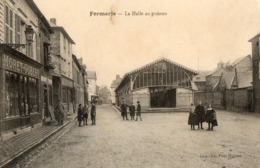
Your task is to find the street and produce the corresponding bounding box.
[17,105,260,168]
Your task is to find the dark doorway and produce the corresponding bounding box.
[150,87,176,108]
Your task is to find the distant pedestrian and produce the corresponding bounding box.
[188,103,199,130]
[195,101,205,129]
[91,102,96,125]
[136,101,142,121]
[83,105,89,125]
[205,104,218,131]
[129,102,135,120]
[78,104,84,127]
[120,101,128,120]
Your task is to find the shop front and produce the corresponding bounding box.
[61,76,74,115]
[0,48,41,136]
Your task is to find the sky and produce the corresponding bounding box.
[34,0,260,87]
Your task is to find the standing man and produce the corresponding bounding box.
[83,105,89,125]
[91,102,96,125]
[78,104,83,127]
[129,102,135,120]
[120,101,128,120]
[136,101,142,121]
[195,101,205,129]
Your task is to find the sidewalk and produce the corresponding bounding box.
[0,114,77,168]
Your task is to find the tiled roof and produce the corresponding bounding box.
[231,55,251,67]
[237,71,252,88]
[222,71,235,89]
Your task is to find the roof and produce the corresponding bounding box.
[212,71,235,91]
[126,57,198,76]
[206,67,226,77]
[50,22,75,44]
[222,71,235,89]
[72,54,81,70]
[115,57,198,91]
[25,0,52,33]
[231,55,251,67]
[237,71,252,88]
[249,32,260,42]
[86,71,97,80]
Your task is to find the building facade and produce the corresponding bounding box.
[86,71,97,103]
[110,75,122,105]
[0,0,48,136]
[49,18,75,114]
[194,56,253,111]
[115,58,198,111]
[98,87,112,104]
[249,34,260,112]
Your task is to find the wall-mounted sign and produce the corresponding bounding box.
[3,54,40,78]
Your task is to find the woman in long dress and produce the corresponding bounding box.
[188,103,199,130]
[205,104,218,131]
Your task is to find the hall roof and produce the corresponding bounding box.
[115,57,198,91]
[124,57,198,77]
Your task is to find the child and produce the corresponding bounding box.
[188,103,198,130]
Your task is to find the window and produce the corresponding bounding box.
[5,71,19,118]
[64,36,66,53]
[44,43,50,66]
[5,5,13,43]
[62,87,67,103]
[4,71,39,118]
[15,14,21,45]
[48,85,53,105]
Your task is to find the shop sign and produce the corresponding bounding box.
[62,77,73,88]
[3,54,39,78]
[41,76,53,84]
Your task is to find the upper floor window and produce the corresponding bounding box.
[15,14,21,45]
[64,36,66,53]
[5,5,13,43]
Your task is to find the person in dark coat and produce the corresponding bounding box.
[129,102,135,120]
[121,102,128,120]
[91,102,96,125]
[195,101,205,129]
[78,104,84,127]
[136,101,142,121]
[188,103,199,130]
[54,101,65,125]
[83,105,89,125]
[205,104,218,131]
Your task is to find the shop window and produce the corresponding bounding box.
[29,77,38,113]
[4,71,39,118]
[5,71,19,118]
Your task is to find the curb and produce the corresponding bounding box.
[0,116,77,168]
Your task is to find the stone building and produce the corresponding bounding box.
[249,33,260,112]
[110,75,122,105]
[49,18,75,114]
[86,71,97,103]
[98,87,112,104]
[194,55,253,111]
[72,55,87,112]
[0,0,50,137]
[115,57,198,111]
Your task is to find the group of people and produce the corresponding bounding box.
[188,101,218,131]
[77,102,97,127]
[120,101,142,121]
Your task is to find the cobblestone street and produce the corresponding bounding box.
[18,105,260,168]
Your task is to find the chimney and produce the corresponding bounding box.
[116,74,120,80]
[50,18,56,25]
